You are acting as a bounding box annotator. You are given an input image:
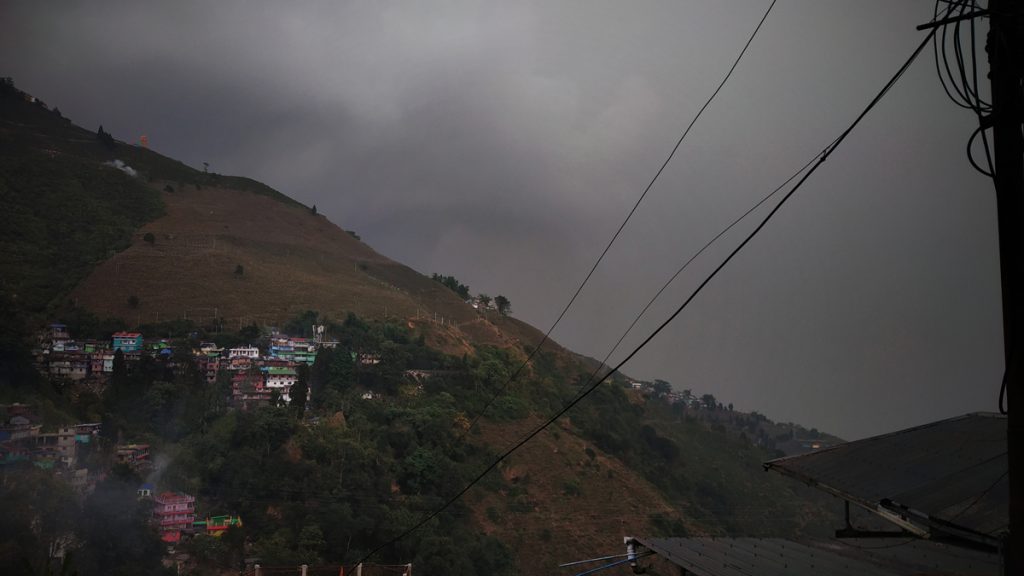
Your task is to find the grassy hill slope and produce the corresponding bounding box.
[2,80,843,573]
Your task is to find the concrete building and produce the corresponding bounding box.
[152,492,196,543]
[112,332,144,353]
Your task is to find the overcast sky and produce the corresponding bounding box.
[2,1,1002,439]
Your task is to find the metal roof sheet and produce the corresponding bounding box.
[764,413,1007,537]
[638,537,999,576]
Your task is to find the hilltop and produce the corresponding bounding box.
[1,80,841,575]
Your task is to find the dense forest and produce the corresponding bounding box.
[1,309,837,575]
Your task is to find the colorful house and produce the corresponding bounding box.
[116,443,151,471]
[152,492,196,543]
[192,515,243,537]
[268,336,317,365]
[228,346,260,359]
[112,332,143,352]
[74,423,101,444]
[231,371,271,409]
[34,426,78,469]
[196,355,221,384]
[264,366,298,402]
[48,323,70,342]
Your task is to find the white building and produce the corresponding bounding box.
[228,346,260,359]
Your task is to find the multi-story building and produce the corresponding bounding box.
[112,332,144,353]
[152,492,196,543]
[34,426,78,469]
[264,366,298,402]
[231,371,271,409]
[196,354,221,384]
[116,443,151,471]
[268,336,317,365]
[228,346,260,359]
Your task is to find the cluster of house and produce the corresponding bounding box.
[0,403,105,491]
[0,407,237,545]
[33,324,171,383]
[135,485,242,543]
[197,335,325,409]
[32,323,341,410]
[0,404,181,492]
[629,381,703,407]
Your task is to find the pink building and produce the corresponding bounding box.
[152,492,196,543]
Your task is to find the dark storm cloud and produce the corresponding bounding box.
[2,1,1001,438]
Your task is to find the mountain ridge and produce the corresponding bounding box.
[1,80,841,574]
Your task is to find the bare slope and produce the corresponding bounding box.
[72,184,492,337]
[8,84,841,573]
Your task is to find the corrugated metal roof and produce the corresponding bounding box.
[638,537,999,576]
[764,412,1007,537]
[266,367,297,375]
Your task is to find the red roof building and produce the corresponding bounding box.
[231,371,271,409]
[152,492,196,543]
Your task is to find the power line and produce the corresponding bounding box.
[554,0,972,428]
[355,25,939,567]
[456,0,779,441]
[931,0,995,177]
[562,145,832,404]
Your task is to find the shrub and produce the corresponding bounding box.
[562,479,581,497]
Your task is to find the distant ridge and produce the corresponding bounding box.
[0,78,575,362]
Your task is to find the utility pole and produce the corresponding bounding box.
[988,1,1023,574]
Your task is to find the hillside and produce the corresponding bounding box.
[1,81,842,575]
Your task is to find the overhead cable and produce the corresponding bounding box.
[354,24,939,566]
[455,0,779,441]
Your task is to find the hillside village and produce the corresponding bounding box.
[2,78,845,575]
[5,314,838,559]
[34,323,328,406]
[3,0,1019,569]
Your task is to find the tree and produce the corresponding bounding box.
[143,232,155,245]
[75,476,167,576]
[111,349,127,390]
[431,273,471,300]
[234,264,244,277]
[96,125,115,149]
[701,393,717,411]
[0,470,78,576]
[494,295,511,316]
[310,204,317,215]
[291,364,309,419]
[477,293,492,310]
[239,323,261,341]
[652,379,672,398]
